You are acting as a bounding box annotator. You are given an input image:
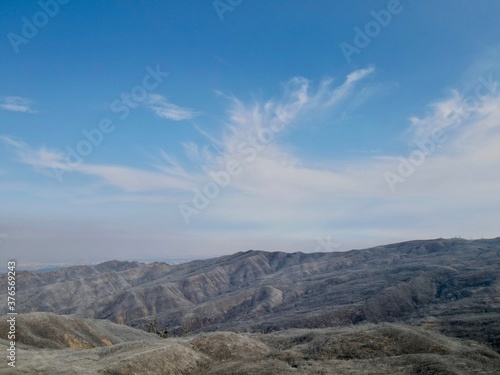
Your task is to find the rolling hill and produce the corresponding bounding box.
[1,312,499,374]
[2,238,499,353]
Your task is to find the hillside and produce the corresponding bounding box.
[2,238,499,352]
[0,312,499,374]
[0,312,161,349]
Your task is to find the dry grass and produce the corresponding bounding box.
[1,313,499,374]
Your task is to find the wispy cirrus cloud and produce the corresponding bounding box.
[167,66,500,238]
[183,67,376,170]
[0,68,375,199]
[0,96,35,113]
[0,135,194,192]
[0,136,63,173]
[2,65,500,245]
[408,90,470,141]
[408,69,498,142]
[322,65,375,107]
[145,94,197,121]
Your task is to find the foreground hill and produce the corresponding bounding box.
[2,238,499,352]
[0,312,498,374]
[0,312,161,349]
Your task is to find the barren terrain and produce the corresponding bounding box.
[1,238,499,373]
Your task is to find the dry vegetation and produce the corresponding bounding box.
[0,312,499,374]
[1,238,499,373]
[2,239,499,347]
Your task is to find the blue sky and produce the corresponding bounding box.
[1,0,500,266]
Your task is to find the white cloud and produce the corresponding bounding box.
[0,68,377,208]
[3,69,378,201]
[0,136,194,192]
[0,136,64,175]
[325,66,375,106]
[408,90,468,141]
[409,68,499,142]
[145,94,197,121]
[165,68,500,244]
[75,164,193,192]
[2,66,500,248]
[0,135,26,148]
[0,96,34,113]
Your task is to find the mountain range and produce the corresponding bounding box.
[1,238,499,374]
